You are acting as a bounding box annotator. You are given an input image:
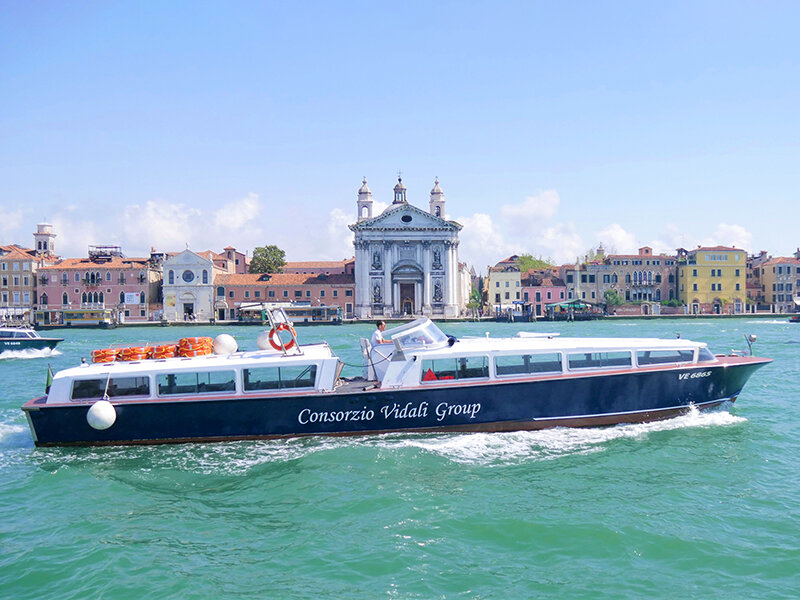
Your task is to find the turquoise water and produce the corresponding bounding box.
[1,319,798,599]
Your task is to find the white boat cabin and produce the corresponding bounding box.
[366,318,718,389]
[43,318,718,406]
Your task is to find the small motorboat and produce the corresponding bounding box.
[0,326,62,352]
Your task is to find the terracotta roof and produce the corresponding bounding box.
[762,257,800,266]
[39,257,150,270]
[0,245,36,260]
[284,260,348,269]
[217,273,354,286]
[690,246,744,252]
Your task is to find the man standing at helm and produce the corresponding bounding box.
[371,320,392,347]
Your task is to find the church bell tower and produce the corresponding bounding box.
[357,178,373,221]
[429,178,445,218]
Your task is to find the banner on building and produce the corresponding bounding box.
[124,292,140,305]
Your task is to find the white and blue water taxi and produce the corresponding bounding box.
[22,312,770,446]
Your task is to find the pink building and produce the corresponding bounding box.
[36,246,161,323]
[214,272,356,319]
[522,271,567,317]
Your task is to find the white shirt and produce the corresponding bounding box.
[371,328,385,347]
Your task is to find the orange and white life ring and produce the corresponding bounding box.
[269,323,296,351]
[91,348,116,363]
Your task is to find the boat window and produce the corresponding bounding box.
[243,365,317,391]
[636,350,694,366]
[697,348,716,362]
[568,351,631,370]
[495,353,562,376]
[71,376,150,400]
[157,370,236,395]
[421,356,489,382]
[389,320,449,349]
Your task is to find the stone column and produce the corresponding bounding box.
[383,242,392,316]
[444,240,459,318]
[422,241,432,316]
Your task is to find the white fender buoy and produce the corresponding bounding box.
[87,400,116,430]
[256,331,272,350]
[213,333,238,355]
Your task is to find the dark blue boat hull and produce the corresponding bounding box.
[23,359,769,446]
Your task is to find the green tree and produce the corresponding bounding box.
[518,253,554,272]
[249,245,286,274]
[603,289,624,307]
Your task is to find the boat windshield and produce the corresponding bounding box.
[386,318,448,350]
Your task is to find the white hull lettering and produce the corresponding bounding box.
[435,402,481,421]
[380,401,429,420]
[298,407,375,425]
[678,371,712,380]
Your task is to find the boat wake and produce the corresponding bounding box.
[745,319,794,325]
[22,409,746,475]
[0,347,61,360]
[386,407,746,465]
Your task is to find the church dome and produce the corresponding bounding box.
[430,178,443,195]
[393,177,406,192]
[359,178,371,194]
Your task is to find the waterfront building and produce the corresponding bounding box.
[37,245,162,324]
[521,271,567,317]
[677,246,746,314]
[0,244,38,322]
[350,177,466,319]
[759,257,800,313]
[485,256,522,313]
[746,250,771,306]
[214,272,356,320]
[562,247,677,313]
[162,249,231,322]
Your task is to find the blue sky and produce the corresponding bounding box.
[1,1,798,271]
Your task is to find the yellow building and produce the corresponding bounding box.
[485,255,521,312]
[760,257,800,313]
[678,246,746,314]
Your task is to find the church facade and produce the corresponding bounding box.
[350,177,465,319]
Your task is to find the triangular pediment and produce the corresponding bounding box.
[164,249,213,268]
[349,203,462,232]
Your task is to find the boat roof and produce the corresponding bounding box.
[54,342,335,380]
[444,336,705,353]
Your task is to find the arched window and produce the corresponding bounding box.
[41,293,48,305]
[217,286,225,297]
[62,292,68,305]
[611,273,618,284]
[106,271,111,281]
[99,292,104,304]
[119,291,125,303]
[94,292,99,304]
[84,271,90,283]
[140,291,145,304]
[435,206,441,217]
[168,270,174,285]
[625,273,631,284]
[202,270,208,284]
[655,289,661,301]
[82,292,87,303]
